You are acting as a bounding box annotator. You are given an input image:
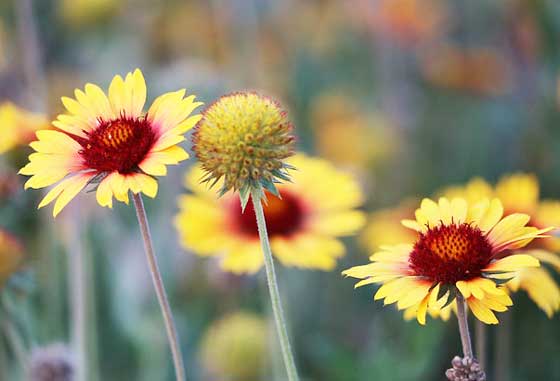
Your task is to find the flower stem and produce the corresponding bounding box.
[455,294,474,358]
[132,193,185,381]
[251,190,299,381]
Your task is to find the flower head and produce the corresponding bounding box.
[192,92,295,201]
[19,69,202,217]
[28,343,75,381]
[199,311,268,381]
[442,174,560,317]
[175,154,365,274]
[343,197,553,325]
[0,229,23,286]
[0,102,49,155]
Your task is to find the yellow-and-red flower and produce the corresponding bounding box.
[19,69,202,217]
[343,197,553,325]
[175,153,365,274]
[442,174,560,317]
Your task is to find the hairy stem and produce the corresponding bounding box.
[251,190,299,381]
[132,193,185,381]
[456,294,474,358]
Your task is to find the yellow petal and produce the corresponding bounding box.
[95,175,113,208]
[52,174,93,217]
[484,254,540,272]
[138,157,167,176]
[467,297,499,324]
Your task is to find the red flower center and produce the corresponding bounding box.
[231,191,306,238]
[409,223,493,284]
[76,116,156,174]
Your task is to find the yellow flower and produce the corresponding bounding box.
[360,199,418,253]
[59,0,121,28]
[442,174,560,317]
[0,229,23,285]
[175,154,365,274]
[0,102,49,154]
[343,197,553,325]
[19,69,202,217]
[192,92,295,199]
[309,93,399,171]
[199,311,268,381]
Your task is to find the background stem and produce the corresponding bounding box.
[251,190,299,381]
[475,320,486,369]
[495,311,512,381]
[455,294,473,358]
[132,193,186,381]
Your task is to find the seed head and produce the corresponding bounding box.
[445,356,486,381]
[192,92,295,201]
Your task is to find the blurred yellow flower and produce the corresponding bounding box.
[0,229,23,286]
[343,197,551,325]
[310,93,399,172]
[441,174,560,317]
[59,0,121,28]
[199,311,268,381]
[360,199,417,253]
[175,154,365,274]
[19,69,202,217]
[0,102,49,155]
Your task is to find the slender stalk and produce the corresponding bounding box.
[15,0,46,111]
[1,296,28,372]
[455,294,473,358]
[132,194,185,381]
[2,320,27,371]
[251,190,299,381]
[64,207,87,381]
[475,320,486,369]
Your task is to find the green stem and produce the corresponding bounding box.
[1,296,28,373]
[455,294,473,358]
[132,193,186,381]
[251,190,299,381]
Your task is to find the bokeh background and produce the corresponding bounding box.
[1,0,560,380]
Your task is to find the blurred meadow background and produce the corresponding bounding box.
[1,0,560,380]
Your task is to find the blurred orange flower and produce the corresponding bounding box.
[421,45,513,96]
[0,229,23,286]
[353,0,447,46]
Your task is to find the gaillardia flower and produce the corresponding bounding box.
[192,92,295,201]
[19,69,202,216]
[175,154,365,274]
[343,197,553,324]
[442,174,560,317]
